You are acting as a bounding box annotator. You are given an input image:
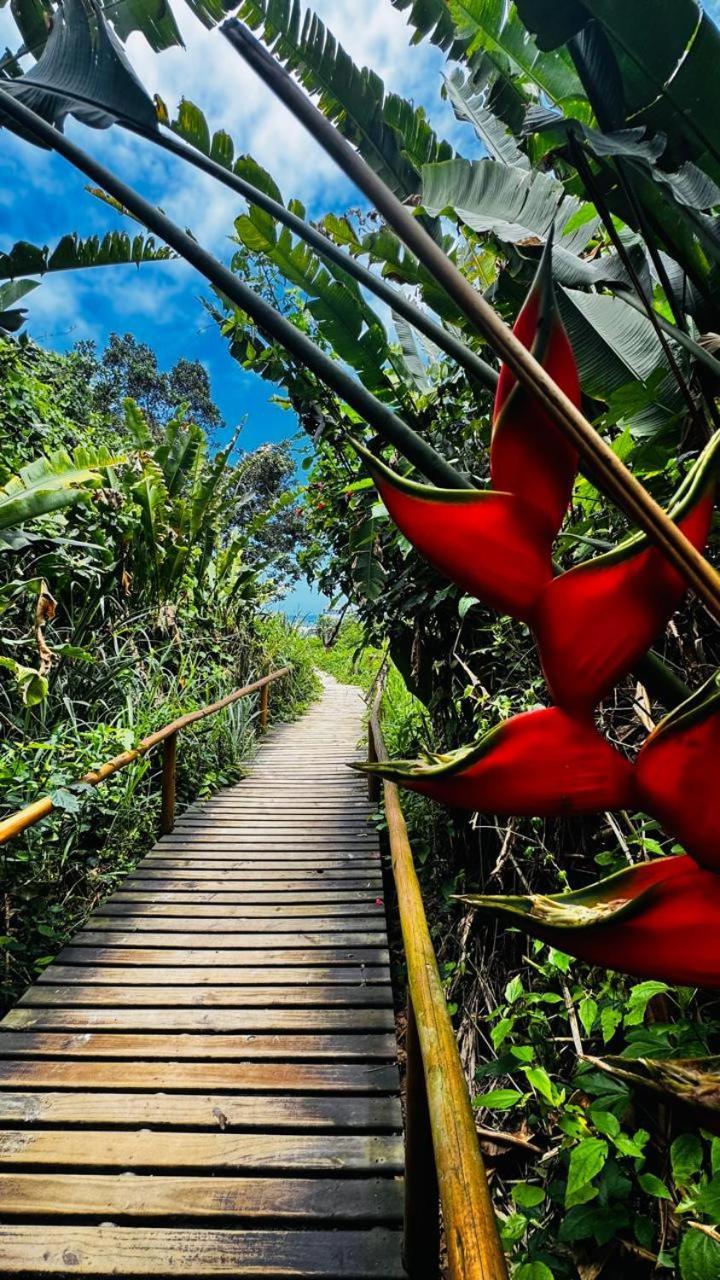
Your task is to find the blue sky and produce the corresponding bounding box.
[0,2,464,614]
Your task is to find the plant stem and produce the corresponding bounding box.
[0,88,470,493]
[222,18,720,623]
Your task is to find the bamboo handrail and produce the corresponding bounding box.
[369,706,508,1280]
[0,668,290,848]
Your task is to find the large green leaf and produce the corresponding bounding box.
[421,157,602,282]
[2,0,157,135]
[446,0,584,109]
[233,198,397,402]
[0,277,37,331]
[7,0,53,56]
[558,287,685,435]
[235,0,451,197]
[388,0,464,55]
[0,231,174,281]
[443,67,530,168]
[517,0,720,178]
[0,445,122,532]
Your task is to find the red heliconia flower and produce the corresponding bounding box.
[636,671,720,871]
[354,247,583,622]
[532,430,720,713]
[354,444,552,621]
[460,855,720,988]
[491,242,581,537]
[355,706,633,817]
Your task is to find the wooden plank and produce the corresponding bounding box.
[71,931,389,950]
[81,917,385,934]
[0,1031,398,1059]
[2,1007,396,1034]
[36,964,392,986]
[0,1059,399,1092]
[0,1226,404,1276]
[0,1173,403,1221]
[119,880,384,901]
[0,1129,403,1172]
[124,870,381,880]
[128,870,379,880]
[0,1093,402,1131]
[112,891,383,905]
[141,859,381,870]
[109,890,381,911]
[93,902,383,918]
[20,985,392,1009]
[56,946,391,966]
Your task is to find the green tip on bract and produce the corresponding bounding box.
[349,736,498,783]
[645,667,720,744]
[456,862,656,932]
[347,437,483,504]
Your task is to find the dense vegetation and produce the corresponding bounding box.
[4,0,720,1274]
[0,333,318,1007]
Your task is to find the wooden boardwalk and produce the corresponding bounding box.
[0,677,404,1277]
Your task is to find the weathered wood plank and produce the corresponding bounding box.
[71,931,389,950]
[0,1031,398,1059]
[112,891,383,904]
[0,1129,403,1172]
[0,1093,402,1131]
[0,1059,399,1092]
[0,1227,404,1276]
[56,946,391,965]
[20,985,394,1008]
[81,916,384,933]
[2,1006,396,1034]
[141,859,381,870]
[0,1173,403,1221]
[36,964,392,986]
[93,902,383,918]
[120,880,384,901]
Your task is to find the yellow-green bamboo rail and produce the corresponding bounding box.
[0,668,290,847]
[369,706,508,1280]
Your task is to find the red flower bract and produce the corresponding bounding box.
[491,247,580,538]
[532,431,720,713]
[357,446,553,621]
[461,856,720,987]
[356,706,634,817]
[636,671,720,871]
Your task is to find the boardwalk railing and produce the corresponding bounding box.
[368,703,509,1280]
[0,667,290,848]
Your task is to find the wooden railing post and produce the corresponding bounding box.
[367,722,381,803]
[403,993,440,1278]
[160,730,177,835]
[260,680,270,732]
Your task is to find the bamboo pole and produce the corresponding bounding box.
[259,681,270,732]
[370,710,508,1280]
[160,731,178,835]
[222,18,720,624]
[0,669,289,848]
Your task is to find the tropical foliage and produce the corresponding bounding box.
[4,0,720,1273]
[0,334,317,1007]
